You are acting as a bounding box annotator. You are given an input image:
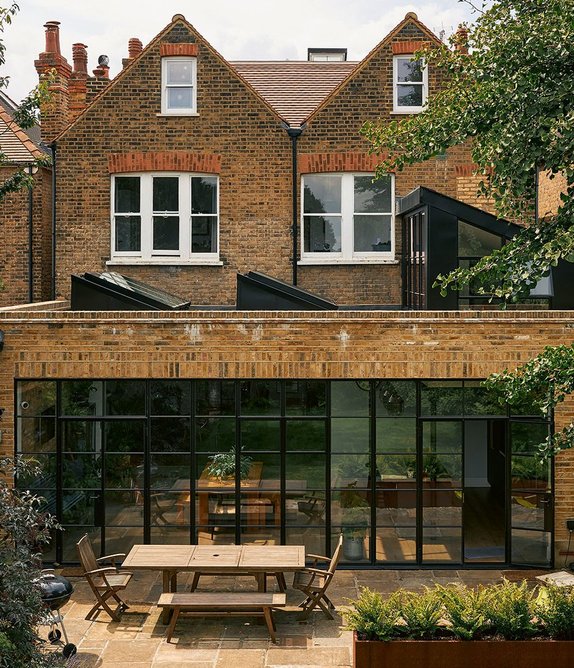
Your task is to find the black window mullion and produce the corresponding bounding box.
[280,382,286,545]
[234,381,241,544]
[325,381,332,559]
[190,380,196,545]
[369,380,376,566]
[143,380,150,543]
[415,380,423,565]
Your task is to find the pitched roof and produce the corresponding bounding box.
[0,105,45,163]
[0,90,43,145]
[231,61,357,127]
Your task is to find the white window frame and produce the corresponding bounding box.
[161,56,197,115]
[109,172,220,265]
[393,55,427,114]
[300,172,395,265]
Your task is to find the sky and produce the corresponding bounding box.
[2,0,477,104]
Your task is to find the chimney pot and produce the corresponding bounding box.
[128,37,143,59]
[44,20,61,55]
[72,43,88,73]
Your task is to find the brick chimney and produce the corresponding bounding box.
[34,21,72,142]
[68,43,88,121]
[454,25,469,54]
[86,54,111,102]
[122,37,143,69]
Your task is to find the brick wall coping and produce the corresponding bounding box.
[0,309,573,325]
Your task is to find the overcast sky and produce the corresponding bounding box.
[3,0,477,104]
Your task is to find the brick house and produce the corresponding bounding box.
[0,92,52,306]
[1,12,573,570]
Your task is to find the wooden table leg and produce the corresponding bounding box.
[263,606,276,643]
[161,570,178,624]
[255,572,267,592]
[166,606,181,643]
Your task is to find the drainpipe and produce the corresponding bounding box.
[285,125,304,286]
[27,164,35,303]
[50,142,57,300]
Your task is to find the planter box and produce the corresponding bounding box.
[354,634,573,668]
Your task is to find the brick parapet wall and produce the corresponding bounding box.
[0,308,573,560]
[538,170,567,219]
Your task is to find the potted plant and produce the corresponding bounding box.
[344,579,574,668]
[206,444,253,480]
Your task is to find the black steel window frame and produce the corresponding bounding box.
[14,378,553,568]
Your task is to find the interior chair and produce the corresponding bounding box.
[297,492,326,524]
[292,533,343,620]
[151,492,180,525]
[76,534,133,622]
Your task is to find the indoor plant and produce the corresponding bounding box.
[206,444,253,480]
[345,579,574,668]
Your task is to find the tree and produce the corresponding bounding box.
[363,0,574,457]
[0,2,51,203]
[0,457,64,668]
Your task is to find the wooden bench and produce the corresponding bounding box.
[157,591,286,643]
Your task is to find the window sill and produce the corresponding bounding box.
[157,112,199,117]
[298,258,398,266]
[106,258,223,267]
[391,109,424,115]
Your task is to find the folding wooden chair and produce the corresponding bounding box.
[292,534,343,620]
[76,534,133,622]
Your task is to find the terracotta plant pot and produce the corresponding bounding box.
[353,634,573,668]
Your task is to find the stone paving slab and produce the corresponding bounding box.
[58,567,545,668]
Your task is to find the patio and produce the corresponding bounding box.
[49,567,546,667]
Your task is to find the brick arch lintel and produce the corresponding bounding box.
[299,152,388,174]
[108,151,221,174]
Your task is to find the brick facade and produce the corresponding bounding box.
[39,14,491,307]
[0,166,52,306]
[0,308,573,561]
[538,170,567,220]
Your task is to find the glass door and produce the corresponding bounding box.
[420,420,463,563]
[510,420,553,566]
[463,420,506,563]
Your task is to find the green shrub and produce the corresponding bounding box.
[535,584,574,640]
[483,579,537,640]
[343,587,401,641]
[436,584,491,640]
[399,588,443,639]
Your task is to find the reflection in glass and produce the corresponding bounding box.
[375,381,416,417]
[285,380,326,415]
[354,175,392,213]
[285,453,326,488]
[150,454,190,489]
[422,421,463,454]
[464,381,505,415]
[332,381,370,416]
[150,380,191,415]
[303,175,341,213]
[240,380,280,416]
[421,381,463,415]
[196,418,235,452]
[331,454,370,487]
[241,420,280,451]
[353,215,392,252]
[18,417,56,454]
[61,380,102,416]
[376,419,416,453]
[17,380,56,416]
[151,417,190,452]
[458,220,502,256]
[511,422,549,453]
[106,381,145,415]
[286,420,326,451]
[196,381,235,415]
[303,215,341,252]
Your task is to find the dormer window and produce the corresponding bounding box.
[161,57,197,115]
[393,55,427,113]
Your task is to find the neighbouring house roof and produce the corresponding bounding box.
[231,61,357,127]
[0,89,43,146]
[0,105,45,164]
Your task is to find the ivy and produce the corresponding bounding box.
[363,0,574,303]
[363,0,574,458]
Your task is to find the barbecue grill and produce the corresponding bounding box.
[38,571,77,658]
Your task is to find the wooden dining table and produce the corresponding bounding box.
[122,543,306,622]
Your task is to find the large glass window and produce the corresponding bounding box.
[15,378,552,568]
[112,174,219,263]
[302,173,394,262]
